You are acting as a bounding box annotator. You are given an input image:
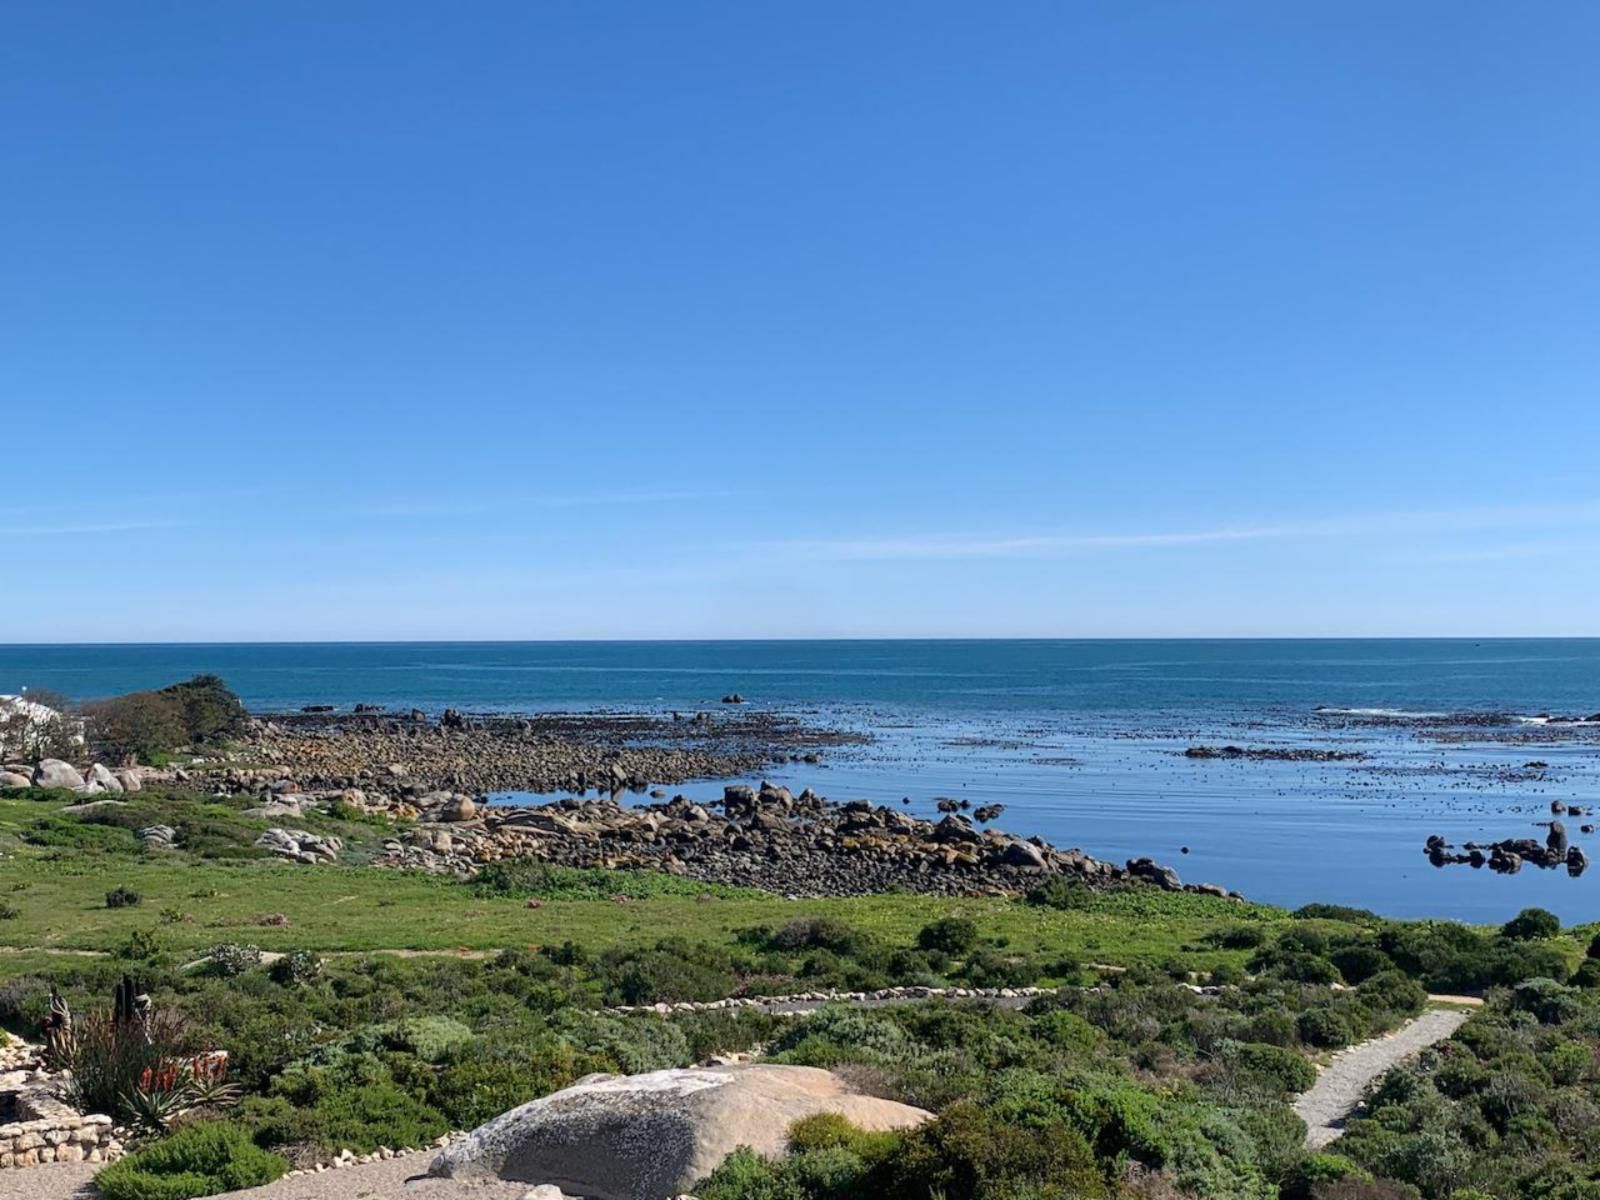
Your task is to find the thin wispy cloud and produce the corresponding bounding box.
[760,500,1600,562]
[771,527,1283,561]
[0,520,183,539]
[359,490,743,519]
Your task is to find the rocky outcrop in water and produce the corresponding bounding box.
[1424,826,1588,877]
[1184,745,1366,762]
[374,782,1233,900]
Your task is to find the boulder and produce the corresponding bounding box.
[0,770,31,789]
[430,1064,931,1200]
[82,763,123,794]
[114,769,143,793]
[999,839,1049,870]
[31,759,84,790]
[1126,857,1182,890]
[255,827,342,864]
[441,796,478,822]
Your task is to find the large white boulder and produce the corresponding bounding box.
[429,1064,932,1200]
[84,763,124,795]
[31,759,84,790]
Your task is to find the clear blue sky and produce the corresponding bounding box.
[5,2,1598,640]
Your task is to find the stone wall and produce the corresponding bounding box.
[0,1039,121,1170]
[0,1090,118,1168]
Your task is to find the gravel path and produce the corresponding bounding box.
[0,1155,529,1200]
[1294,1007,1470,1148]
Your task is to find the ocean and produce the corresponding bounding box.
[4,639,1598,922]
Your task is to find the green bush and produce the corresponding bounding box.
[1209,925,1268,950]
[23,817,141,855]
[255,1056,450,1156]
[1501,908,1561,941]
[426,1035,598,1129]
[107,885,143,909]
[884,1098,1109,1200]
[362,1015,477,1061]
[1507,977,1580,1025]
[917,917,980,956]
[1298,1008,1355,1049]
[1572,959,1600,989]
[268,949,322,986]
[1228,1040,1318,1096]
[206,944,262,978]
[595,938,740,1005]
[159,675,249,745]
[564,1010,692,1073]
[95,1121,286,1200]
[1025,878,1096,911]
[1283,1153,1372,1200]
[1272,953,1341,985]
[1293,904,1381,925]
[1331,946,1395,985]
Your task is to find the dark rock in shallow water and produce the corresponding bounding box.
[1183,745,1366,762]
[1427,829,1588,880]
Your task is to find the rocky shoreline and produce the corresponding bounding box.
[374,781,1235,900]
[236,708,861,797]
[8,706,1227,902]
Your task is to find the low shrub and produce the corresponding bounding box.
[1293,904,1381,924]
[1208,925,1268,950]
[1501,907,1561,941]
[267,949,322,986]
[254,1056,451,1156]
[1297,1008,1355,1049]
[95,1121,286,1200]
[1227,1040,1318,1096]
[916,917,979,956]
[107,885,143,909]
[1025,878,1096,910]
[1330,946,1395,985]
[206,944,262,978]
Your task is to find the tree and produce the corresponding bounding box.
[160,674,248,743]
[1501,907,1560,941]
[0,691,81,763]
[82,691,188,763]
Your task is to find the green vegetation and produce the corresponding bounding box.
[79,674,248,763]
[1336,976,1600,1199]
[1,783,1595,1199]
[95,1122,287,1200]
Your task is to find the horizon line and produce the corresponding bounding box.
[4,635,1600,648]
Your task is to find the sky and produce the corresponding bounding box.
[3,1,1599,641]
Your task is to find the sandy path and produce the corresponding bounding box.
[1294,1007,1470,1148]
[0,1155,529,1200]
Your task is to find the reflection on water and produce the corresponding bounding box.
[495,705,1600,924]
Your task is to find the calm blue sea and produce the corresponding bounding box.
[4,640,1599,922]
